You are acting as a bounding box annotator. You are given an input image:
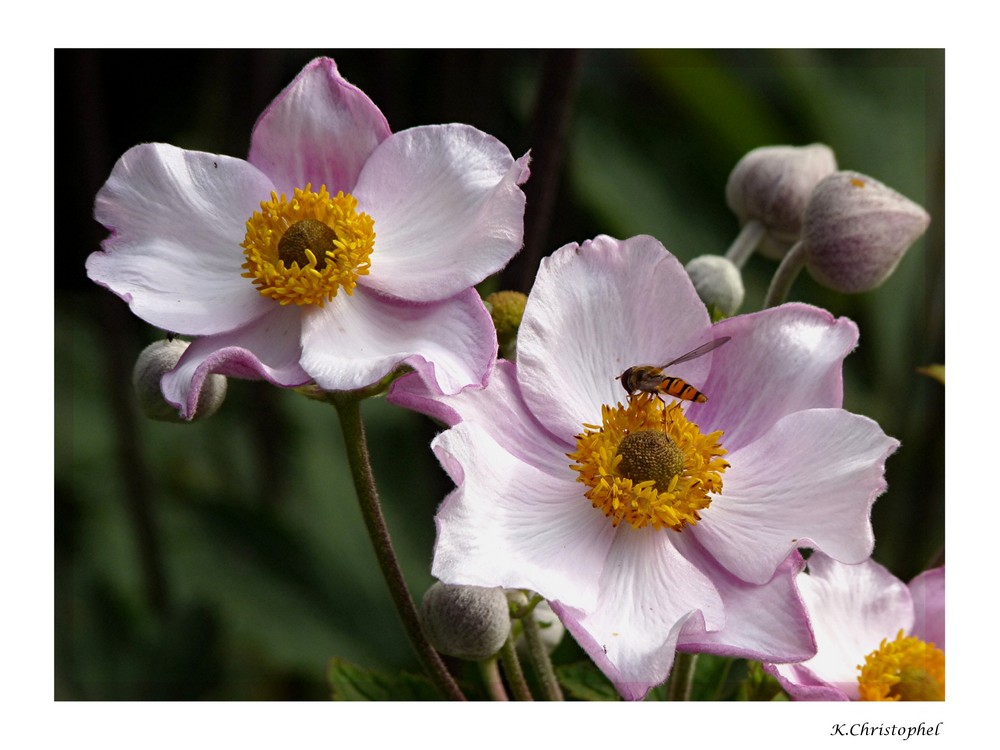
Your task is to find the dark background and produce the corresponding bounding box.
[54,49,944,699]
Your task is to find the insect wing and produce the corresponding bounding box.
[633,367,669,391]
[661,336,731,369]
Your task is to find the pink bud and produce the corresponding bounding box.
[802,171,931,293]
[726,144,837,244]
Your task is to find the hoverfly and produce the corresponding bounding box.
[617,336,731,403]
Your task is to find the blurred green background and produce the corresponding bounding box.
[54,49,944,699]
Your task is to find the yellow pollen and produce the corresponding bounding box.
[857,630,945,701]
[241,184,375,306]
[567,392,728,531]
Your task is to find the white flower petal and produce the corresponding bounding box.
[789,553,914,699]
[694,409,899,584]
[248,57,391,196]
[553,529,724,701]
[676,542,816,664]
[299,286,497,395]
[909,566,945,651]
[766,662,851,701]
[388,360,575,477]
[686,303,859,451]
[89,143,276,335]
[161,305,311,419]
[517,235,713,440]
[430,422,614,612]
[353,125,529,301]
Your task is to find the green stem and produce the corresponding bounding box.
[724,219,766,269]
[666,652,697,701]
[522,611,564,700]
[331,393,466,701]
[498,635,534,701]
[478,657,509,701]
[763,240,806,308]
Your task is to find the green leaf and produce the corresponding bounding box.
[327,657,445,701]
[555,661,621,701]
[690,655,746,701]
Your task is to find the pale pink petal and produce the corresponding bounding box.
[161,305,311,419]
[694,409,898,584]
[780,553,914,700]
[352,125,529,301]
[388,360,575,478]
[676,543,816,664]
[430,422,614,612]
[89,143,276,335]
[909,566,945,651]
[516,235,713,440]
[248,57,391,196]
[686,303,858,451]
[550,529,724,701]
[765,662,851,701]
[299,286,497,395]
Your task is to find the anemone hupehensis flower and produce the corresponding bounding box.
[390,234,899,700]
[765,552,945,701]
[87,57,529,418]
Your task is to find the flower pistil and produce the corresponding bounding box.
[242,184,375,306]
[857,629,945,701]
[568,393,728,531]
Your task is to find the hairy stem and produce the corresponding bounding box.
[666,652,697,701]
[724,219,766,268]
[478,657,509,701]
[521,611,564,700]
[499,635,534,701]
[332,393,466,700]
[763,240,806,308]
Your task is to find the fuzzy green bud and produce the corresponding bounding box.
[802,171,930,293]
[132,339,227,422]
[726,144,837,254]
[484,290,528,361]
[420,582,511,661]
[685,255,745,316]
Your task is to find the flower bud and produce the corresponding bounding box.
[802,171,930,293]
[484,290,528,360]
[419,582,511,661]
[132,339,227,422]
[685,255,745,317]
[726,143,837,246]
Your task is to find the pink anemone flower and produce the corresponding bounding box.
[765,552,945,701]
[87,57,529,418]
[390,234,899,700]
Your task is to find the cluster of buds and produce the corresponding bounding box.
[688,143,930,313]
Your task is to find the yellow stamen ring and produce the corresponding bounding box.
[568,393,728,531]
[857,629,945,701]
[241,185,375,306]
